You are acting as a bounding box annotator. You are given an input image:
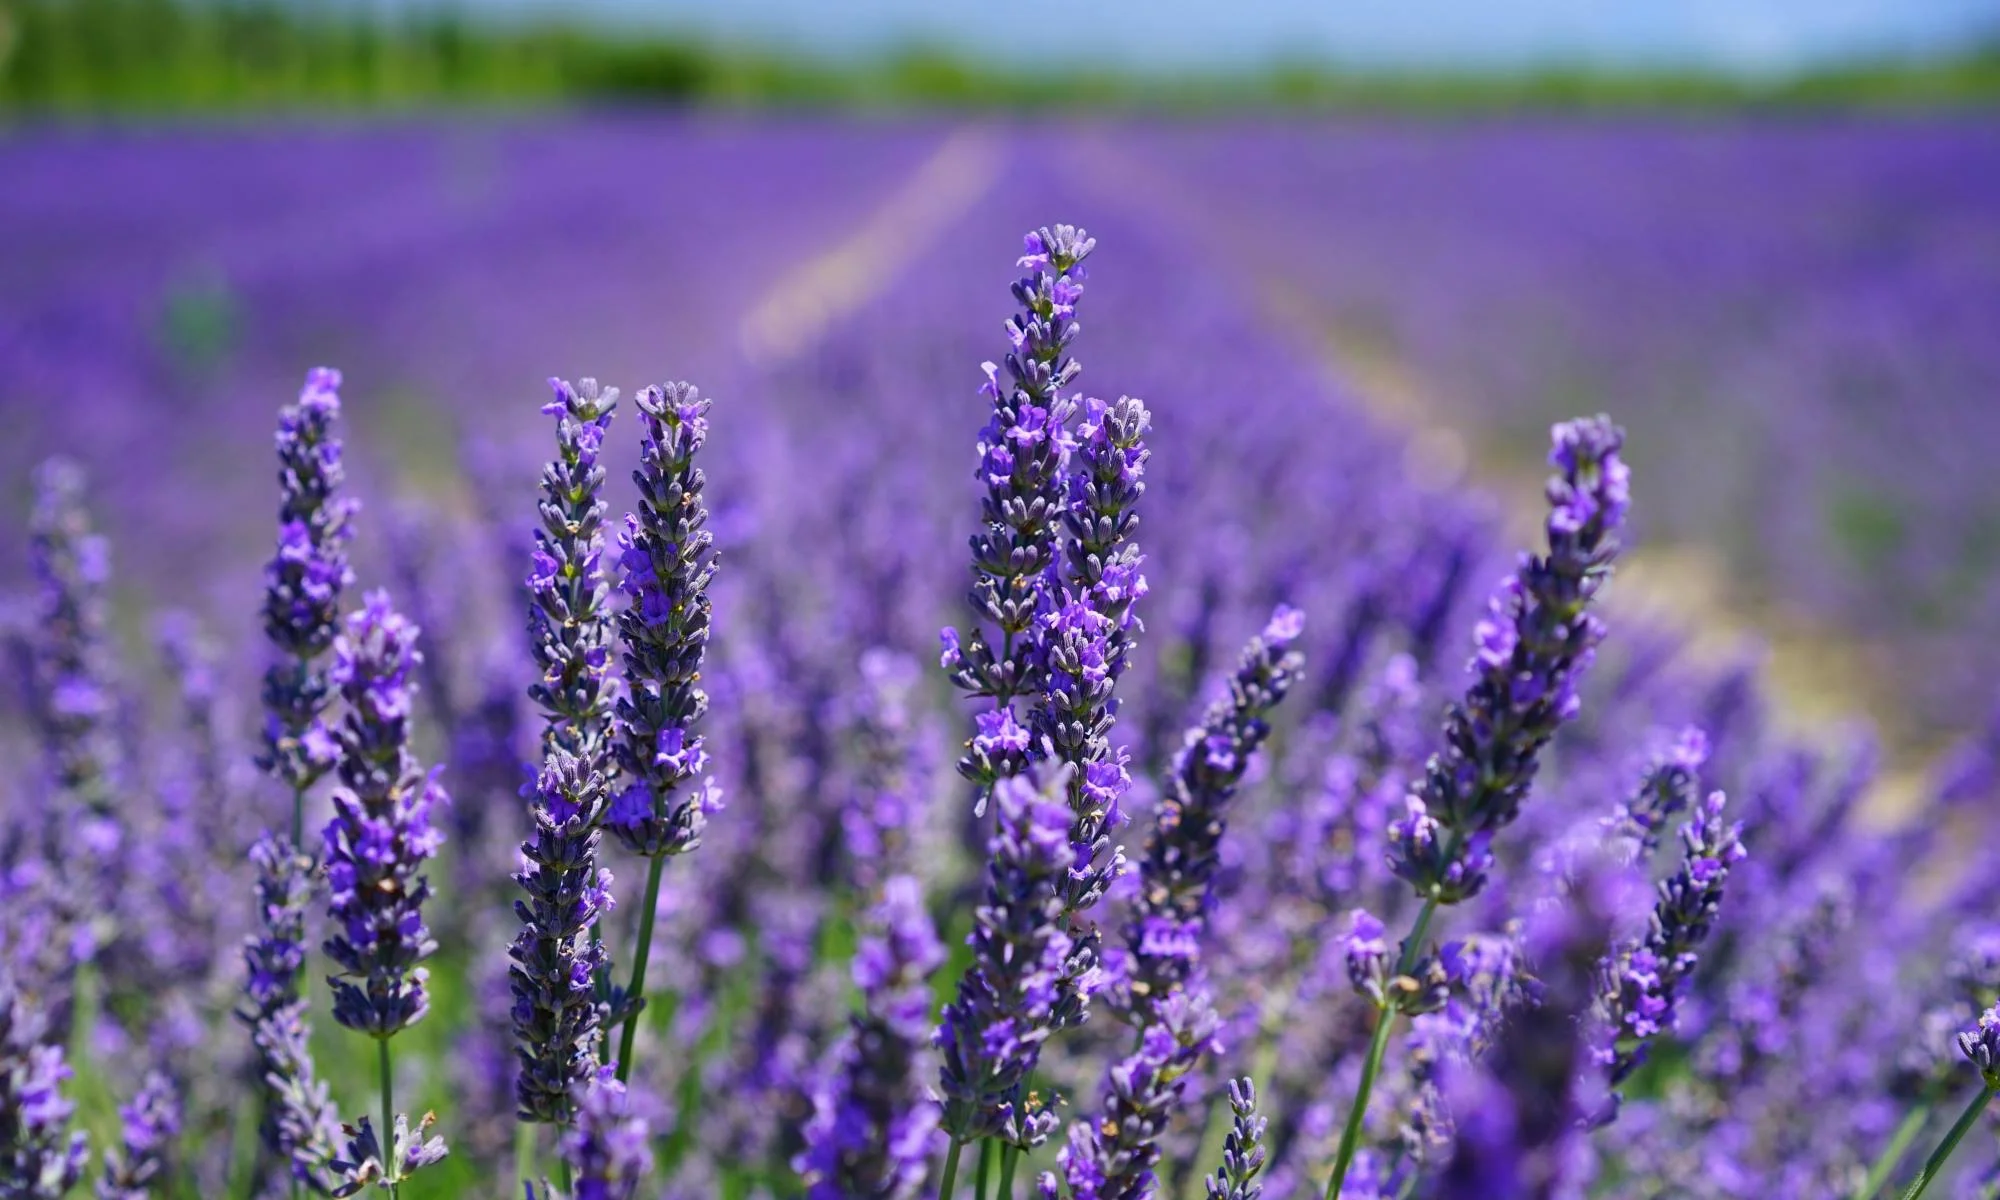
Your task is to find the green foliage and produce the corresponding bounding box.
[2,0,1999,116]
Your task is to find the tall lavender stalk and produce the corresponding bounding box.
[322,592,448,1196]
[1324,416,1629,1200]
[940,226,1093,794]
[1122,607,1304,1022]
[96,1072,179,1200]
[607,382,721,1082]
[247,367,355,1196]
[1204,1080,1269,1200]
[797,876,945,1200]
[513,377,620,1155]
[1048,989,1222,1200]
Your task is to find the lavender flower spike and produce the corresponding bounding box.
[510,752,614,1123]
[240,835,341,1190]
[536,1069,652,1200]
[608,381,721,860]
[529,377,619,763]
[96,1072,179,1200]
[797,875,945,1200]
[1390,415,1628,905]
[1125,607,1304,1018]
[941,227,1093,791]
[1204,1079,1268,1200]
[260,367,358,816]
[1594,790,1746,1113]
[27,456,120,841]
[0,976,89,1199]
[937,767,1081,1150]
[323,590,445,1039]
[1052,988,1223,1200]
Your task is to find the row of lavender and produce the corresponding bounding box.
[1115,118,2000,739]
[2,126,1999,1199]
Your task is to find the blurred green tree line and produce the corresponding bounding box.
[2,0,1997,115]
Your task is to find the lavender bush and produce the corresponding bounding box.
[0,186,1993,1200]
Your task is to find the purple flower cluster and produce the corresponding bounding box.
[941,226,1094,789]
[322,591,445,1038]
[609,382,722,859]
[95,1071,179,1200]
[239,834,340,1189]
[0,976,89,1200]
[1390,416,1628,904]
[26,457,120,842]
[935,769,1080,1149]
[1204,1079,1268,1200]
[510,752,615,1123]
[1051,988,1222,1200]
[529,376,619,763]
[797,876,944,1200]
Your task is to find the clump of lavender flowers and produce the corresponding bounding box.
[1,975,89,1198]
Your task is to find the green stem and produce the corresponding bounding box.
[1322,892,1444,1200]
[558,1157,575,1195]
[514,1123,537,1197]
[976,1138,995,1200]
[1899,1081,1997,1200]
[1859,1087,1943,1200]
[289,781,307,1200]
[380,1038,399,1200]
[998,1145,1019,1200]
[614,855,668,1083]
[939,1140,965,1200]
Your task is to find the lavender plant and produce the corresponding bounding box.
[607,381,722,1082]
[0,975,89,1199]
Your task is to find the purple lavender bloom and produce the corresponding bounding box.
[26,457,120,839]
[0,976,90,1200]
[511,752,614,1123]
[1959,1004,2000,1082]
[328,1112,448,1199]
[797,876,944,1200]
[942,227,1094,791]
[259,367,358,800]
[936,768,1081,1149]
[1124,608,1305,1015]
[238,834,340,1190]
[322,591,445,1039]
[552,1069,653,1200]
[1203,1079,1268,1200]
[529,377,619,764]
[609,382,721,859]
[840,650,930,895]
[1390,416,1628,904]
[1594,790,1746,1110]
[95,1072,178,1200]
[1603,727,1710,865]
[1344,908,1392,1006]
[1053,988,1222,1200]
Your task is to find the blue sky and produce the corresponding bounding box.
[445,0,2000,73]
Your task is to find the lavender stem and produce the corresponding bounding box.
[976,1137,994,1200]
[613,856,667,1082]
[1859,1082,1946,1199]
[380,1038,398,1200]
[939,1140,965,1200]
[1899,1083,1995,1200]
[997,1145,1018,1200]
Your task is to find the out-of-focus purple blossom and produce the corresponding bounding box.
[1203,1078,1268,1200]
[610,382,722,859]
[942,226,1093,793]
[511,752,614,1123]
[1594,791,1746,1112]
[1433,862,1626,1200]
[530,377,619,764]
[1052,988,1222,1200]
[937,768,1080,1149]
[1958,1004,2000,1082]
[322,591,444,1038]
[1124,608,1304,1016]
[259,367,358,802]
[27,456,121,843]
[839,649,932,895]
[797,876,944,1200]
[1390,417,1627,904]
[549,1069,652,1200]
[0,976,90,1200]
[95,1071,178,1200]
[328,1112,448,1199]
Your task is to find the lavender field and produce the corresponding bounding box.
[2,115,1999,1200]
